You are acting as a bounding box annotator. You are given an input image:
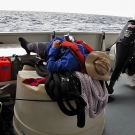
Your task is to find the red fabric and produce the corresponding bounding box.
[23,76,48,86]
[61,40,94,73]
[61,40,86,73]
[75,40,94,52]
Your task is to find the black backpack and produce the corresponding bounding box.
[45,71,86,128]
[22,57,50,77]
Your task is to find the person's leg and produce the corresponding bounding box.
[18,37,31,55]
[18,37,48,59]
[36,42,48,59]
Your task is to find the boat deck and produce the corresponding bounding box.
[103,75,135,135]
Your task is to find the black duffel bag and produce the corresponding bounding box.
[45,71,86,128]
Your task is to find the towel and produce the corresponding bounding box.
[75,71,108,118]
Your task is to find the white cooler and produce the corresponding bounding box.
[13,67,105,135]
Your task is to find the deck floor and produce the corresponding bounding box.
[103,75,135,135]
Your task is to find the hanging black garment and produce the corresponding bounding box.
[108,20,135,94]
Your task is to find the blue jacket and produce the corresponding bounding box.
[45,36,90,72]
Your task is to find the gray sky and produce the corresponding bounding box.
[1,0,134,17]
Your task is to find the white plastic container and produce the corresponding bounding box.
[13,70,105,135]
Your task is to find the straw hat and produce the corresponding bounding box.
[85,51,111,81]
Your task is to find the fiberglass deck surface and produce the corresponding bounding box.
[0,44,35,57]
[103,75,135,135]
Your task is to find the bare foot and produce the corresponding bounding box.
[52,40,61,48]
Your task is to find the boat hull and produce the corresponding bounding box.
[0,32,119,51]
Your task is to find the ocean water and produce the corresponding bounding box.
[0,10,132,33]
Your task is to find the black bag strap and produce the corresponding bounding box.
[45,74,56,101]
[75,99,86,128]
[45,71,86,127]
[60,73,77,113]
[53,73,77,116]
[59,72,87,127]
[35,64,49,77]
[22,57,50,77]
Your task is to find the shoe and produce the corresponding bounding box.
[18,37,31,55]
